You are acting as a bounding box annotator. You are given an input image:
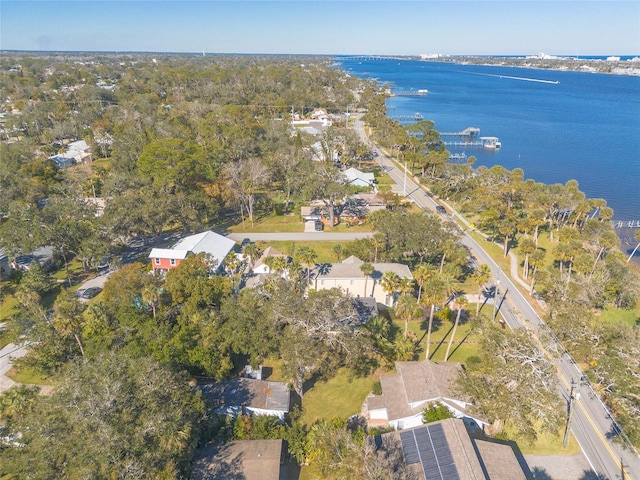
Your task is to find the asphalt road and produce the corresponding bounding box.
[354,115,640,480]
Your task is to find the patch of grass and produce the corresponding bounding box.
[228,213,304,233]
[599,306,639,327]
[300,368,377,426]
[0,292,19,322]
[6,366,51,386]
[504,424,581,455]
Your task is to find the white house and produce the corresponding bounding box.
[363,360,485,430]
[48,139,92,168]
[312,256,412,305]
[344,167,376,189]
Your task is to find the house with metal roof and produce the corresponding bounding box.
[148,230,235,273]
[344,167,376,189]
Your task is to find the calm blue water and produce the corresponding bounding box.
[338,59,640,230]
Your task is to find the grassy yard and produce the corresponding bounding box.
[228,213,305,234]
[6,365,51,386]
[503,423,582,455]
[299,368,378,426]
[599,306,639,327]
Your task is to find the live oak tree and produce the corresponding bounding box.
[0,352,207,479]
[457,326,563,444]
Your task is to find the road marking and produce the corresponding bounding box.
[557,374,630,480]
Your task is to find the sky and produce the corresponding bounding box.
[1,1,639,56]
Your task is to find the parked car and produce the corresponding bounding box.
[314,220,324,231]
[81,287,102,299]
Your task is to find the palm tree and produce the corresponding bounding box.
[359,262,374,297]
[413,264,433,304]
[528,248,546,295]
[519,238,537,279]
[627,229,640,263]
[241,242,262,270]
[395,294,422,338]
[296,246,317,285]
[444,296,468,362]
[381,270,400,306]
[472,264,491,315]
[332,243,343,262]
[398,277,415,297]
[142,284,161,318]
[423,277,446,360]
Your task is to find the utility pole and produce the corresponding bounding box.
[492,280,501,321]
[563,378,581,447]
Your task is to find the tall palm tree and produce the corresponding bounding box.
[519,238,537,279]
[381,270,400,306]
[445,296,468,362]
[413,264,433,304]
[423,277,446,360]
[528,248,546,295]
[296,246,317,285]
[472,264,491,315]
[359,262,374,297]
[395,294,421,338]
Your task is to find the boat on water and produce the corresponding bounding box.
[414,112,423,120]
[418,89,429,94]
[480,136,501,149]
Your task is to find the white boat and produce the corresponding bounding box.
[418,89,429,94]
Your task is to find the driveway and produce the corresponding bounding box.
[0,342,30,393]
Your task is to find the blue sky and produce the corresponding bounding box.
[1,1,638,55]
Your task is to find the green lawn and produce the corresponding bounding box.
[0,292,19,322]
[299,368,378,426]
[228,213,305,233]
[599,306,639,327]
[6,366,51,386]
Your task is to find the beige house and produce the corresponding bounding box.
[312,255,412,305]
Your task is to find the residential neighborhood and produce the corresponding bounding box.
[0,51,638,480]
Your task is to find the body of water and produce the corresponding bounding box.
[337,58,640,238]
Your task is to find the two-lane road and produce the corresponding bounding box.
[354,114,639,479]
